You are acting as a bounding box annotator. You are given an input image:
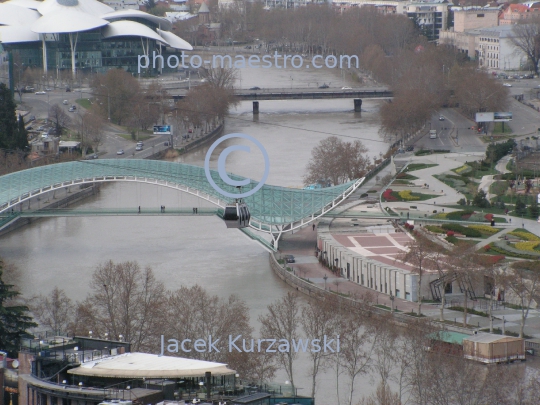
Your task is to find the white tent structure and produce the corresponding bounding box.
[0,0,192,76]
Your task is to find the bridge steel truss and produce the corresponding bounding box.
[0,159,364,249]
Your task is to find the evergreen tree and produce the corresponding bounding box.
[0,261,37,356]
[15,114,29,151]
[529,198,539,219]
[0,83,18,149]
[515,195,527,216]
[472,189,490,208]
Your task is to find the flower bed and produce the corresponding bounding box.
[441,223,482,237]
[514,241,540,252]
[454,164,472,174]
[468,225,500,235]
[425,225,445,233]
[398,190,420,201]
[382,188,397,201]
[508,230,540,241]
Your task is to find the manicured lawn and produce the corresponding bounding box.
[76,98,92,109]
[492,122,513,134]
[405,163,438,172]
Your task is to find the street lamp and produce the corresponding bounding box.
[323,274,328,290]
[390,293,395,312]
[100,84,110,120]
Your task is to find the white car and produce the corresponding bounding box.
[117,149,124,155]
[135,145,143,151]
[503,83,512,87]
[63,100,69,105]
[35,91,46,95]
[341,86,352,90]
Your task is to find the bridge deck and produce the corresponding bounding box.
[172,89,393,101]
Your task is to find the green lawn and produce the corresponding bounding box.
[405,163,438,172]
[76,98,92,109]
[492,122,513,134]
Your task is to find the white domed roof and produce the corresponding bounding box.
[37,0,114,17]
[103,20,169,45]
[0,25,40,43]
[157,28,193,50]
[32,8,109,33]
[101,9,172,31]
[0,3,41,26]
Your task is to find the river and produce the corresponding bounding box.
[0,64,389,403]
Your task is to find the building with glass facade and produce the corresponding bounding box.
[0,0,192,76]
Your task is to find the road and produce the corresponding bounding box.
[413,109,486,154]
[21,89,173,159]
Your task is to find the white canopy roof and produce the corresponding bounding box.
[3,0,43,10]
[32,8,109,34]
[101,9,172,31]
[103,20,169,45]
[37,0,114,17]
[0,25,40,43]
[157,28,193,50]
[67,352,236,378]
[0,3,41,26]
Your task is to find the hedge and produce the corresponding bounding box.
[468,225,499,234]
[508,231,540,241]
[398,190,420,201]
[514,241,540,252]
[441,223,482,237]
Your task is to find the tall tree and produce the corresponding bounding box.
[259,292,301,393]
[49,104,71,137]
[29,287,73,334]
[512,19,540,75]
[0,83,23,150]
[502,260,540,338]
[0,260,37,356]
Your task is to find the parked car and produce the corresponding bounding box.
[117,149,124,155]
[45,88,52,91]
[244,45,252,49]
[63,100,69,105]
[284,255,295,263]
[65,87,71,92]
[406,145,414,152]
[503,83,512,87]
[68,107,76,112]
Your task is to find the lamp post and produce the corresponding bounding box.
[323,274,328,290]
[390,293,395,312]
[100,84,110,121]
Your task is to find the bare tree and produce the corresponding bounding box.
[502,260,540,338]
[301,294,339,399]
[74,261,167,352]
[259,292,301,393]
[304,136,370,186]
[29,287,73,334]
[49,104,71,136]
[398,232,437,315]
[512,19,540,75]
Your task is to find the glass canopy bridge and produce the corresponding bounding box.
[0,159,364,250]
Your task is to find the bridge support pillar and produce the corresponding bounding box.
[354,99,362,112]
[253,101,259,114]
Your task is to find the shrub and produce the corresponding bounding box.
[457,198,467,206]
[484,245,491,251]
[508,231,540,241]
[398,190,420,201]
[469,225,499,234]
[447,231,455,236]
[426,225,445,233]
[446,235,459,244]
[446,210,475,221]
[441,223,482,237]
[383,189,397,201]
[514,241,540,252]
[484,213,494,221]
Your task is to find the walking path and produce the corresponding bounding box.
[276,152,540,338]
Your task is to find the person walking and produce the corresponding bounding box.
[312,223,316,231]
[138,206,141,213]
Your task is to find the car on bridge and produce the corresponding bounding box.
[319,83,329,89]
[341,86,352,90]
[249,86,261,90]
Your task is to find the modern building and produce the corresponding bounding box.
[0,0,193,77]
[402,2,449,41]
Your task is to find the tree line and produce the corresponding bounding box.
[0,247,533,404]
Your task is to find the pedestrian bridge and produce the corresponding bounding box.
[0,160,363,249]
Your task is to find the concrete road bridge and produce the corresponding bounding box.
[0,160,363,251]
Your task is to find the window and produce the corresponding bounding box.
[477,13,484,17]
